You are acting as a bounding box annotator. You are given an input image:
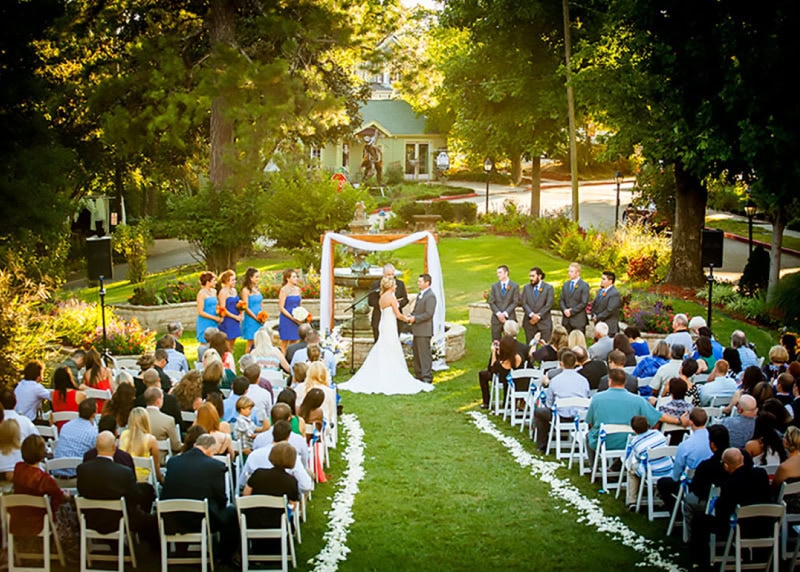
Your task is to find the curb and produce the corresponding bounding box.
[709,228,800,257]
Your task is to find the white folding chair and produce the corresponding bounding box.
[43,457,82,491]
[75,495,138,572]
[638,376,654,390]
[702,407,724,424]
[181,411,197,424]
[546,397,591,461]
[518,370,544,433]
[212,455,235,504]
[132,456,158,491]
[540,360,559,374]
[567,414,592,475]
[488,373,503,415]
[716,503,783,572]
[231,439,244,490]
[261,369,287,391]
[623,366,636,374]
[694,373,710,384]
[164,370,182,385]
[156,498,214,572]
[591,423,634,492]
[635,355,646,363]
[779,481,800,559]
[710,394,734,408]
[36,425,58,456]
[236,494,295,571]
[502,369,540,427]
[2,493,66,571]
[155,438,173,470]
[634,445,677,521]
[667,467,696,541]
[51,411,78,425]
[84,388,112,401]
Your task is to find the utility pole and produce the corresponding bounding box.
[563,0,579,222]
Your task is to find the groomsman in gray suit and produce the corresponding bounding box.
[489,265,520,341]
[520,267,554,344]
[559,262,590,333]
[408,273,436,383]
[591,270,621,335]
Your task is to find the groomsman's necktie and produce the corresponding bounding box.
[501,283,507,295]
[570,281,575,292]
[534,286,539,298]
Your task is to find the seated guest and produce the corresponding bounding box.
[153,349,176,393]
[193,402,233,458]
[10,435,68,539]
[696,326,725,360]
[298,388,325,430]
[698,360,737,406]
[119,407,164,485]
[298,363,336,427]
[170,370,204,414]
[14,360,50,420]
[782,333,798,363]
[52,399,98,477]
[529,325,568,365]
[239,354,274,400]
[683,425,730,543]
[623,415,672,509]
[180,425,207,454]
[722,347,743,378]
[731,329,759,369]
[159,334,189,374]
[624,326,650,357]
[286,324,313,364]
[773,426,800,491]
[613,333,637,367]
[0,388,37,442]
[166,322,185,354]
[744,411,786,466]
[597,350,638,394]
[585,369,689,457]
[649,344,686,397]
[656,377,693,421]
[762,398,792,433]
[716,394,758,448]
[135,369,182,428]
[243,363,274,424]
[291,362,308,387]
[242,442,301,540]
[763,344,789,383]
[632,340,671,380]
[656,408,712,512]
[206,392,231,434]
[289,330,337,379]
[752,380,775,409]
[664,314,692,354]
[201,361,224,399]
[251,328,291,374]
[102,382,136,428]
[134,353,156,395]
[80,348,113,413]
[575,345,608,391]
[160,433,239,565]
[0,416,22,481]
[723,365,766,415]
[478,334,528,409]
[197,326,220,365]
[77,431,157,545]
[271,389,306,436]
[209,331,237,377]
[587,322,613,362]
[242,420,313,494]
[533,349,590,453]
[143,387,182,456]
[223,377,250,424]
[693,336,716,373]
[59,349,86,383]
[774,373,795,406]
[252,403,309,467]
[83,415,135,472]
[50,367,86,430]
[657,358,700,405]
[233,396,266,455]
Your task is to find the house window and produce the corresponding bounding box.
[405,143,429,176]
[310,147,321,162]
[342,144,349,168]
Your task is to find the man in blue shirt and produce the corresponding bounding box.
[14,360,51,420]
[656,408,712,511]
[53,399,98,477]
[732,330,759,369]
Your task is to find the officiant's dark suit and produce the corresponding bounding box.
[489,266,520,341]
[368,276,407,341]
[520,269,554,344]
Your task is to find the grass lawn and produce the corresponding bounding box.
[705,216,800,252]
[71,234,781,570]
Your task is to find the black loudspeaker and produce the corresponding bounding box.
[86,236,113,281]
[701,229,724,268]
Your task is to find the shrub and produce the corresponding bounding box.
[706,178,746,214]
[738,244,771,297]
[392,199,427,227]
[769,271,800,329]
[127,280,199,306]
[554,227,591,261]
[383,162,405,186]
[428,200,455,221]
[582,228,620,270]
[51,298,103,346]
[525,208,578,250]
[112,221,154,283]
[453,202,478,224]
[83,316,156,356]
[482,200,531,234]
[622,296,675,334]
[615,223,671,283]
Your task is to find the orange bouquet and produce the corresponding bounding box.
[236,300,247,311]
[256,311,269,323]
[216,305,225,317]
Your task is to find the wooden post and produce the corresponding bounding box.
[328,236,335,332]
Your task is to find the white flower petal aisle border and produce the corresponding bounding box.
[467,411,683,572]
[309,413,366,572]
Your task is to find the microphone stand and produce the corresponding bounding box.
[344,291,374,374]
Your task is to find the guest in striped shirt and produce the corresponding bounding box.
[624,415,673,508]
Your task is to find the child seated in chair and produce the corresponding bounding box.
[232,396,266,455]
[624,415,673,509]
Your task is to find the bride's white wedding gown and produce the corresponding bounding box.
[338,307,434,395]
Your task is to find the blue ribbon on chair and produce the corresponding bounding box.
[506,372,514,390]
[639,450,648,476]
[574,415,581,432]
[599,427,607,447]
[538,389,547,408]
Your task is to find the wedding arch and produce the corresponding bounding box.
[319,231,445,337]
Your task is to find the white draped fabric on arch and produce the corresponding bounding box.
[319,231,446,340]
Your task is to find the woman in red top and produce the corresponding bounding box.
[11,435,66,536]
[50,367,86,430]
[79,348,112,413]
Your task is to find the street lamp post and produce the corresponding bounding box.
[483,157,494,214]
[744,193,757,256]
[614,171,623,230]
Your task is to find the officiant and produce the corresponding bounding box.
[368,263,408,341]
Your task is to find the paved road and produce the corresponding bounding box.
[441,179,800,282]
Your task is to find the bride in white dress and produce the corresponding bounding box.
[338,277,434,395]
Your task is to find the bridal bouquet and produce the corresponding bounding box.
[292,307,312,323]
[320,327,350,364]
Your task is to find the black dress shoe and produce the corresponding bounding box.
[480,403,489,409]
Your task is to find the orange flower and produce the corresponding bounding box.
[306,313,313,323]
[257,310,269,323]
[216,305,225,317]
[236,300,246,311]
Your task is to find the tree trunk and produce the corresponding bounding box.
[208,0,235,189]
[529,155,541,218]
[666,161,707,287]
[767,203,785,300]
[510,154,522,186]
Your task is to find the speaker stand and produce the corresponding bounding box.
[98,275,111,365]
[706,264,714,329]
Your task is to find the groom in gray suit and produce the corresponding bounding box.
[408,273,436,383]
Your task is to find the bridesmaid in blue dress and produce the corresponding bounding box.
[278,268,302,354]
[217,269,243,353]
[240,266,264,353]
[196,271,223,343]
